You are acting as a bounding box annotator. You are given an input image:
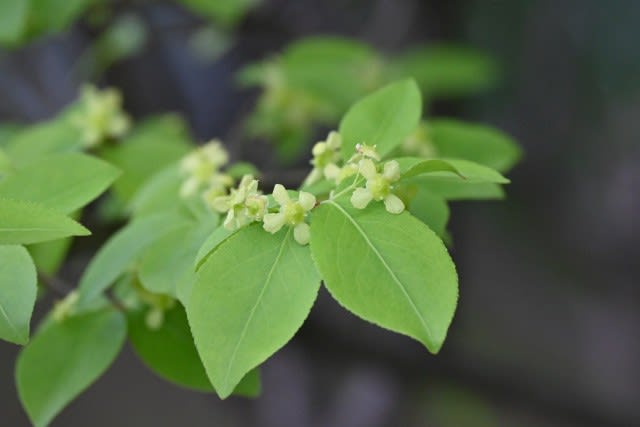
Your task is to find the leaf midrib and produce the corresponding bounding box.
[221,228,292,391]
[325,200,434,341]
[369,93,402,149]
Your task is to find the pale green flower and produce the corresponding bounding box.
[350,159,404,214]
[304,131,343,185]
[73,85,130,148]
[179,140,231,198]
[402,122,438,158]
[348,143,381,163]
[211,175,267,230]
[263,184,316,245]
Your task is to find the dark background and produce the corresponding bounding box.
[1,0,638,426]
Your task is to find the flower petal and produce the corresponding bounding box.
[358,159,377,180]
[223,210,236,230]
[272,184,290,206]
[351,187,373,209]
[384,193,405,214]
[303,168,322,186]
[383,160,401,182]
[312,142,327,157]
[298,192,316,211]
[262,212,286,234]
[326,131,342,150]
[323,163,341,180]
[179,178,199,198]
[293,222,311,245]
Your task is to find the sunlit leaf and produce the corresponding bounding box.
[0,198,89,245]
[310,198,458,353]
[0,153,120,214]
[188,225,320,398]
[340,79,422,159]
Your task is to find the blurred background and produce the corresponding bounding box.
[0,0,638,426]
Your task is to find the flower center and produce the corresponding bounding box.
[283,202,305,225]
[368,176,390,200]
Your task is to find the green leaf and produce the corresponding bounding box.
[139,216,219,297]
[0,245,37,345]
[283,37,382,110]
[392,44,499,98]
[128,303,261,396]
[28,238,73,277]
[408,189,450,240]
[0,153,120,214]
[412,179,505,201]
[100,115,191,206]
[0,0,29,46]
[128,304,213,391]
[233,368,261,398]
[77,212,191,307]
[395,157,464,179]
[193,226,236,270]
[16,309,126,427]
[428,119,522,172]
[339,79,422,160]
[128,165,182,217]
[4,106,82,166]
[178,0,257,27]
[0,198,89,245]
[310,199,458,353]
[225,162,260,180]
[0,147,13,177]
[79,14,147,77]
[396,157,509,184]
[188,224,321,398]
[25,0,95,40]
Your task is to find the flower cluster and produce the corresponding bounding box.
[211,177,316,245]
[211,175,268,230]
[204,130,406,246]
[72,85,130,148]
[402,122,438,158]
[304,131,343,185]
[302,131,405,214]
[179,140,233,200]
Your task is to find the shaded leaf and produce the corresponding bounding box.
[100,115,191,206]
[16,309,126,427]
[408,189,450,240]
[77,213,190,307]
[128,165,182,218]
[4,107,81,166]
[139,216,219,297]
[0,245,37,344]
[0,0,29,46]
[128,304,214,391]
[428,119,522,172]
[392,44,499,98]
